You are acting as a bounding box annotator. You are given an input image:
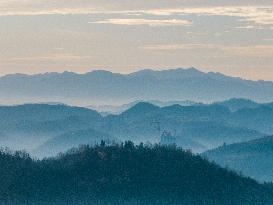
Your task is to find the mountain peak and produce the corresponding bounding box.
[121,102,160,116]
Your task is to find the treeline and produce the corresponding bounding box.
[0,142,273,205]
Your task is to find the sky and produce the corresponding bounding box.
[0,0,273,80]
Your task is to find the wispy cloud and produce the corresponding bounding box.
[89,18,191,26]
[142,6,273,27]
[0,0,272,26]
[1,0,273,28]
[142,44,213,50]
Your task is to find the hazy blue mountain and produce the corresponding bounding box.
[117,102,231,121]
[2,68,273,105]
[100,103,264,151]
[119,102,160,119]
[177,121,264,149]
[175,136,207,152]
[203,136,273,182]
[34,128,113,157]
[0,116,98,152]
[211,100,273,134]
[228,106,273,134]
[0,104,103,151]
[159,104,230,120]
[0,104,102,123]
[88,100,198,115]
[102,103,231,138]
[128,67,205,79]
[148,100,199,107]
[215,98,260,112]
[0,102,269,157]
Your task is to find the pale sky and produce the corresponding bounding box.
[1,0,273,80]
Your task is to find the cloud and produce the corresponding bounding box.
[263,38,273,41]
[89,18,191,26]
[1,0,273,28]
[142,44,213,50]
[142,6,273,27]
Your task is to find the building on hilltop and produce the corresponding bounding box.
[160,131,176,145]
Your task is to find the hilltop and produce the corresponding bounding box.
[0,142,272,205]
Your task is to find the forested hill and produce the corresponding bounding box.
[1,142,273,205]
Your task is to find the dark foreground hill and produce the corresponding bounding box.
[0,142,273,205]
[203,136,273,182]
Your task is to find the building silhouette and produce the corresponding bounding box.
[160,131,176,145]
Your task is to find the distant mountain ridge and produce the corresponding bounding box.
[1,68,273,105]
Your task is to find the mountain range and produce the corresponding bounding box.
[1,98,273,158]
[88,100,198,115]
[1,68,273,106]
